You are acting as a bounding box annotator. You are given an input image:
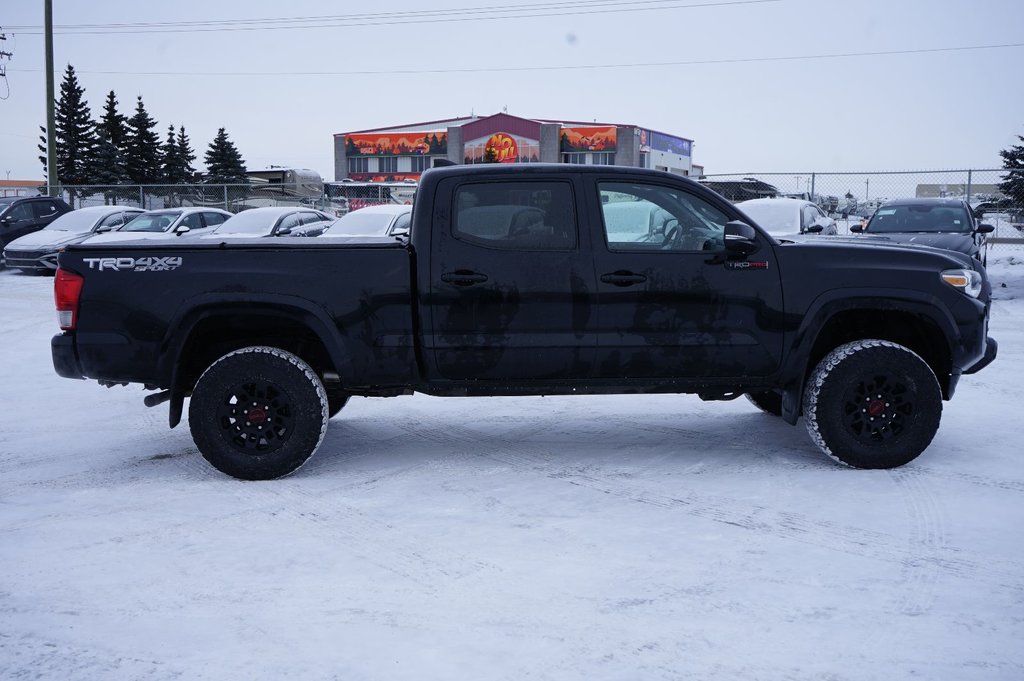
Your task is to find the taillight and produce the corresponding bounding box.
[54,268,84,331]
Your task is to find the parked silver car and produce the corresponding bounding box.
[203,207,335,239]
[735,197,838,237]
[320,204,412,238]
[85,207,231,243]
[3,205,145,273]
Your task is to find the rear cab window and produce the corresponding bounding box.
[453,181,577,250]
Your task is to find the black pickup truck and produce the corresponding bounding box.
[51,164,997,479]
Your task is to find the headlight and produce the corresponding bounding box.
[941,268,983,298]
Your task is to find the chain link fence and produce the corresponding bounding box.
[46,181,420,218]
[700,168,1024,249]
[51,182,347,215]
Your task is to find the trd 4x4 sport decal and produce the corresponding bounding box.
[82,256,183,272]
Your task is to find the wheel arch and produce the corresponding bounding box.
[161,297,352,425]
[779,292,958,423]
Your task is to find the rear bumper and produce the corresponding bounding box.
[52,333,86,379]
[964,336,998,375]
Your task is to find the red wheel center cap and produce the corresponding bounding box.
[868,400,885,417]
[247,407,268,425]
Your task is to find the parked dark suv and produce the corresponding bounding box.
[0,196,73,265]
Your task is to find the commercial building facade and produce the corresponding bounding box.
[334,113,695,182]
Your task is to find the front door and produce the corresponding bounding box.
[588,178,785,380]
[428,177,597,382]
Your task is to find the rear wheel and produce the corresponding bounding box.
[803,340,941,469]
[188,346,329,480]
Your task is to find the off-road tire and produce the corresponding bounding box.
[803,340,941,469]
[746,390,783,416]
[189,346,329,480]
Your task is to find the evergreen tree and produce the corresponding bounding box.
[176,126,196,181]
[998,133,1024,215]
[203,128,248,183]
[125,95,163,185]
[89,130,131,202]
[98,90,130,154]
[37,65,96,192]
[161,124,183,183]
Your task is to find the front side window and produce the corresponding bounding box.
[99,213,127,230]
[276,214,301,233]
[179,213,204,230]
[599,182,727,252]
[7,203,34,221]
[453,181,577,250]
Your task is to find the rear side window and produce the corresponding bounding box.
[453,181,577,250]
[34,201,62,219]
[202,212,227,226]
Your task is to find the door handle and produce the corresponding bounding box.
[442,270,489,286]
[600,271,647,286]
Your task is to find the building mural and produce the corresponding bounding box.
[345,132,448,157]
[560,126,617,152]
[464,132,540,164]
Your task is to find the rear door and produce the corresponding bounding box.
[427,175,598,382]
[587,176,785,380]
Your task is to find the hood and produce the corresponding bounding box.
[5,229,89,250]
[855,232,976,255]
[779,233,975,268]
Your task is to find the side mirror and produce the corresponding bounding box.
[850,223,865,233]
[977,223,995,234]
[806,224,824,234]
[0,215,14,225]
[174,225,191,235]
[724,220,758,255]
[95,224,113,233]
[277,227,292,236]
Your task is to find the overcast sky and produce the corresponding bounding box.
[1,0,1023,181]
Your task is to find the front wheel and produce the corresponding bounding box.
[188,346,329,480]
[803,340,941,469]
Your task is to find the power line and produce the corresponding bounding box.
[7,42,1024,77]
[4,0,781,34]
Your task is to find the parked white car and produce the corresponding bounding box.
[320,204,412,238]
[736,197,838,238]
[84,207,231,243]
[3,205,145,273]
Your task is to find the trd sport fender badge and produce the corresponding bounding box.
[725,261,769,270]
[82,256,183,272]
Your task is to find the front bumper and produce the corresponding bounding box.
[4,248,59,272]
[52,333,86,380]
[964,336,998,375]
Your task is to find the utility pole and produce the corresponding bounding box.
[44,0,59,197]
[0,25,12,93]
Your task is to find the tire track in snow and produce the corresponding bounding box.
[473,445,1018,588]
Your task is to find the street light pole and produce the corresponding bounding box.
[44,0,59,198]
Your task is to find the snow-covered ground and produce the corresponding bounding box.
[2,254,1023,680]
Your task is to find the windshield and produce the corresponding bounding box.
[866,204,971,233]
[121,212,181,233]
[44,210,101,233]
[323,210,400,236]
[738,201,799,236]
[215,210,279,235]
